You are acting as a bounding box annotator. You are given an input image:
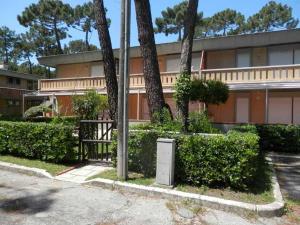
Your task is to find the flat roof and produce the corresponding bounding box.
[0,69,41,81]
[38,28,300,67]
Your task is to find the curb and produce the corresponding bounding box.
[0,161,54,179]
[84,159,284,218]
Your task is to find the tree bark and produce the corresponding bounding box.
[94,0,118,126]
[53,18,63,54]
[27,55,32,74]
[179,0,199,131]
[134,0,166,122]
[85,30,90,50]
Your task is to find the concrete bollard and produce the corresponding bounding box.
[156,138,175,187]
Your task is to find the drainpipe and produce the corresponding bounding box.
[265,88,269,124]
[199,50,205,79]
[137,89,140,120]
[22,94,25,118]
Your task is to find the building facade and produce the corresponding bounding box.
[33,29,300,124]
[0,67,39,117]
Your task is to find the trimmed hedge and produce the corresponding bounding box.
[112,130,259,190]
[0,121,77,163]
[232,124,300,153]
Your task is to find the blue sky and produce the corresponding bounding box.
[1,0,300,49]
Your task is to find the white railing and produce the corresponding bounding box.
[39,65,300,92]
[39,71,199,91]
[200,64,300,83]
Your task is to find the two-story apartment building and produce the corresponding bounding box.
[34,28,300,124]
[0,64,39,117]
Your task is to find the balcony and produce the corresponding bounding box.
[201,64,300,84]
[39,71,199,92]
[38,64,300,92]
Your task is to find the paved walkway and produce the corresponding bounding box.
[55,162,113,183]
[270,152,300,200]
[0,170,286,225]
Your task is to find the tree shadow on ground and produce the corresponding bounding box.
[0,188,59,215]
[247,154,273,195]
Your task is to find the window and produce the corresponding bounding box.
[166,56,180,72]
[7,77,14,84]
[7,100,20,107]
[91,64,104,77]
[236,97,249,123]
[268,97,292,124]
[7,77,21,86]
[27,80,34,90]
[16,78,21,85]
[236,49,251,67]
[268,46,293,66]
[294,49,300,64]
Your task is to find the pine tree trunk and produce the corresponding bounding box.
[85,30,90,50]
[53,19,63,54]
[134,0,166,122]
[27,55,32,74]
[179,0,199,131]
[94,0,118,126]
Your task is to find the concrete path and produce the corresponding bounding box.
[55,162,112,183]
[270,152,300,200]
[0,170,287,225]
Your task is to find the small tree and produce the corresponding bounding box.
[190,79,229,108]
[73,90,108,159]
[72,89,108,120]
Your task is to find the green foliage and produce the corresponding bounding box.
[64,40,98,54]
[155,1,203,40]
[50,116,79,126]
[0,26,18,63]
[190,79,229,106]
[189,112,220,133]
[72,90,108,120]
[176,131,259,190]
[210,9,245,35]
[0,121,77,163]
[17,0,74,54]
[112,130,259,190]
[257,125,300,153]
[231,124,258,135]
[73,2,109,50]
[246,1,299,32]
[232,124,300,153]
[24,104,51,118]
[174,72,192,111]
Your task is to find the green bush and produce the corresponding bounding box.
[232,124,300,153]
[0,121,77,163]
[112,130,259,190]
[24,104,51,118]
[131,111,219,134]
[257,125,300,153]
[189,112,220,133]
[176,131,259,190]
[50,116,79,126]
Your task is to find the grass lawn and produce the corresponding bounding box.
[88,169,155,186]
[0,155,75,176]
[176,155,274,204]
[89,155,274,205]
[283,198,300,224]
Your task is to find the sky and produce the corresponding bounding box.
[0,0,300,50]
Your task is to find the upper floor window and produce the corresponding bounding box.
[236,49,251,68]
[7,77,21,86]
[91,64,104,77]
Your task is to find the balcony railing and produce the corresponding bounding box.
[39,71,199,92]
[201,64,300,83]
[39,64,300,92]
